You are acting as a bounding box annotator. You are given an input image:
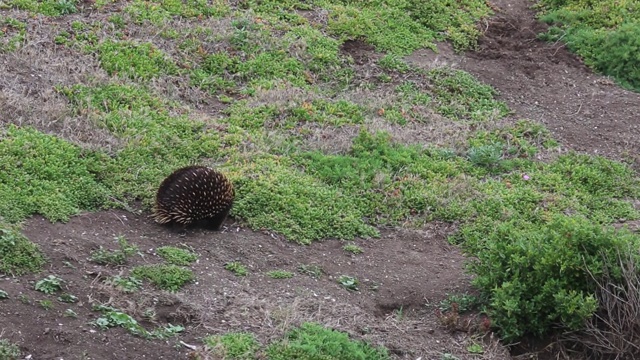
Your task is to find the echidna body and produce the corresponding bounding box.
[152,166,234,230]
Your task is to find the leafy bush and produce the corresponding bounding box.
[266,322,389,360]
[461,214,640,341]
[0,225,46,276]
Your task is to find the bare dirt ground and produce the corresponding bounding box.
[406,0,640,169]
[1,211,497,359]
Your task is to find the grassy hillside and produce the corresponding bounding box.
[1,0,640,357]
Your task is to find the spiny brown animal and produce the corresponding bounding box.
[152,166,234,230]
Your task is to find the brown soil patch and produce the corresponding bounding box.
[0,211,508,359]
[406,0,640,168]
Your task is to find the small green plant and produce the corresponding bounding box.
[131,264,194,291]
[104,275,142,293]
[57,293,78,303]
[39,299,54,310]
[156,246,198,266]
[90,236,138,265]
[93,306,149,337]
[467,342,484,354]
[342,243,363,254]
[267,322,389,359]
[0,290,8,299]
[467,144,503,169]
[0,338,20,359]
[297,264,323,278]
[18,295,29,304]
[204,332,260,359]
[225,261,248,277]
[439,293,480,313]
[338,275,359,291]
[93,304,183,339]
[35,275,64,294]
[267,270,294,279]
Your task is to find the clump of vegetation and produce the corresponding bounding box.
[267,322,389,360]
[4,0,79,16]
[342,243,363,254]
[427,67,511,121]
[0,16,27,52]
[537,0,640,92]
[0,225,46,275]
[93,304,184,339]
[104,275,143,293]
[35,275,64,294]
[90,236,138,265]
[204,332,260,359]
[267,270,294,279]
[461,214,640,341]
[94,40,180,80]
[131,264,194,291]
[0,338,20,360]
[156,246,198,266]
[225,261,248,277]
[338,275,359,291]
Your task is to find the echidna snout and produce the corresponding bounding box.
[152,166,234,231]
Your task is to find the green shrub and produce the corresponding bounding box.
[266,322,389,360]
[462,214,640,341]
[0,225,46,276]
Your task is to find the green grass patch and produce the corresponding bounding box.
[320,0,492,55]
[224,98,365,131]
[0,225,46,276]
[131,264,194,291]
[537,0,640,92]
[204,332,260,359]
[156,246,198,266]
[427,67,511,121]
[266,322,389,360]
[93,40,179,80]
[124,0,230,25]
[231,155,379,244]
[224,261,248,276]
[4,0,79,16]
[59,83,224,205]
[0,125,111,223]
[0,16,27,52]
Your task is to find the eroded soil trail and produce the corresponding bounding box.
[407,0,640,167]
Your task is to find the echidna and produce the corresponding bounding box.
[152,166,234,230]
